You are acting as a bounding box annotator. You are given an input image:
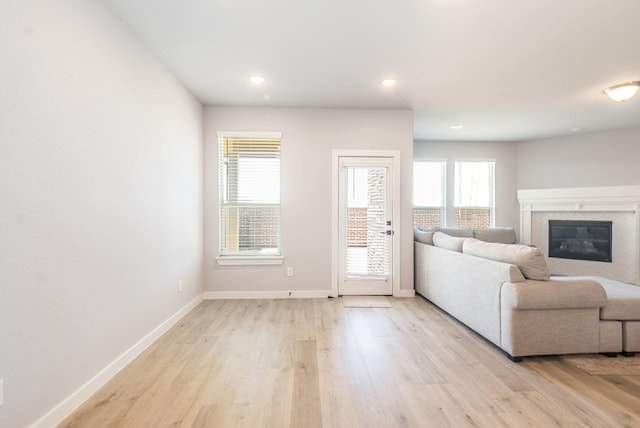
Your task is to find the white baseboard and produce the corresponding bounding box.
[30,294,203,428]
[394,289,416,298]
[204,289,416,299]
[204,290,331,299]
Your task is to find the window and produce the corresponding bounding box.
[218,132,281,259]
[454,161,495,227]
[413,161,446,228]
[413,159,496,229]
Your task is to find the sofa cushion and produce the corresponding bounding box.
[463,238,551,280]
[438,227,474,238]
[553,276,640,320]
[502,279,606,310]
[596,280,640,320]
[413,228,435,245]
[473,227,517,244]
[433,231,466,252]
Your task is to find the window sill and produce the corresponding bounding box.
[216,256,284,266]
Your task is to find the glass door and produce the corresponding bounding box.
[338,157,393,295]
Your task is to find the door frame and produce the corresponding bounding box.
[331,150,401,297]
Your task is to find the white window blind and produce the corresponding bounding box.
[413,160,446,228]
[218,134,281,256]
[454,161,495,227]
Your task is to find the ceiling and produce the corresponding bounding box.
[101,0,640,142]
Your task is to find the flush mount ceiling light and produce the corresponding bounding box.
[249,75,265,85]
[381,79,397,88]
[603,81,640,102]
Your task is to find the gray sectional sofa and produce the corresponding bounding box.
[414,227,640,361]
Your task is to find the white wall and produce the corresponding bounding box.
[413,141,520,233]
[0,1,203,426]
[517,126,640,189]
[204,107,414,295]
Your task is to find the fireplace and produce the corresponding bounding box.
[519,185,640,284]
[548,220,612,263]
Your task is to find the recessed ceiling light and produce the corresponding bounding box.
[603,81,640,102]
[381,79,397,88]
[571,127,584,132]
[250,75,265,85]
[450,124,464,130]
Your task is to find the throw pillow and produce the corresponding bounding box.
[433,231,466,252]
[462,238,551,281]
[413,228,435,245]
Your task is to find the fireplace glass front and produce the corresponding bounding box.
[548,220,612,262]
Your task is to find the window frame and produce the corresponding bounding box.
[216,131,284,266]
[412,159,447,229]
[453,159,496,228]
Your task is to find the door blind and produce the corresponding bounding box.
[345,166,390,278]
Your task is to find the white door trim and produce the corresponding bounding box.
[331,149,401,297]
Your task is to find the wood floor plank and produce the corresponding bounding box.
[290,339,322,428]
[59,297,640,428]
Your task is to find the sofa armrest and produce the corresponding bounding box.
[502,280,607,310]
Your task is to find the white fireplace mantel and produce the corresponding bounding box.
[519,184,640,209]
[518,185,640,284]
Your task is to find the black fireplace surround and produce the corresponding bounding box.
[548,220,612,262]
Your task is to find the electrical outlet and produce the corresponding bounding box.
[286,267,293,277]
[178,280,183,292]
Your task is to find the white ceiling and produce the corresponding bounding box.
[101,0,640,142]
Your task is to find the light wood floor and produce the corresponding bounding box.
[59,297,640,428]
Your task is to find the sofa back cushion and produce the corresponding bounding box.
[438,227,474,238]
[473,227,517,244]
[413,228,435,245]
[462,238,551,280]
[433,231,466,252]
